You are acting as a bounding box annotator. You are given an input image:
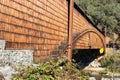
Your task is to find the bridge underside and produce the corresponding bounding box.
[72,49,104,68]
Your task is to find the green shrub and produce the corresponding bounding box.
[101,53,120,73]
[13,55,89,80]
[101,59,113,67]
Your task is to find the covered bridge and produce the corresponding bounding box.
[0,0,104,61]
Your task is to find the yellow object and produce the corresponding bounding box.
[99,48,104,54]
[107,48,110,51]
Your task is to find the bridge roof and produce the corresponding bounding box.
[73,2,104,36]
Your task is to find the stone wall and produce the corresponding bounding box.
[0,50,33,67]
[0,40,33,67]
[0,39,5,50]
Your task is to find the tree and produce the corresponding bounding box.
[75,0,120,38]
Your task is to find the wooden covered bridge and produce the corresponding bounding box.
[0,0,105,61]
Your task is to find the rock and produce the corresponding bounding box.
[0,60,6,67]
[0,72,5,80]
[0,39,34,79]
[89,59,101,67]
[0,65,16,80]
[84,67,105,72]
[101,78,120,80]
[32,64,38,67]
[89,77,96,80]
[0,50,34,68]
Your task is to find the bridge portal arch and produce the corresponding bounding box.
[73,29,105,49]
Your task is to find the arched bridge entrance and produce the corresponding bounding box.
[71,29,105,68]
[73,29,105,49]
[57,28,105,60]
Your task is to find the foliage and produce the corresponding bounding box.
[108,53,120,73]
[75,0,120,37]
[13,55,89,80]
[101,58,113,67]
[101,53,120,73]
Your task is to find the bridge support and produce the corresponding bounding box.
[68,0,74,66]
[103,26,106,59]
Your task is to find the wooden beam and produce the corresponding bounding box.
[68,0,74,66]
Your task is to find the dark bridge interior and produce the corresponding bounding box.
[72,49,104,68]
